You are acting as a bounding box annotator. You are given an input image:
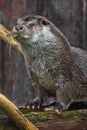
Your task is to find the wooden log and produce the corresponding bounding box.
[0,24,22,54]
[0,93,39,130]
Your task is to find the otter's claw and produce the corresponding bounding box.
[44,106,55,111]
[18,104,30,109]
[18,98,41,110]
[54,102,63,115]
[31,97,41,109]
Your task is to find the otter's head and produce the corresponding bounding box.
[12,15,56,45]
[12,15,72,64]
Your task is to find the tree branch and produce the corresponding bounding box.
[0,23,39,130]
[0,24,22,54]
[0,93,39,130]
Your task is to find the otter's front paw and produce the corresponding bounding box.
[31,97,41,109]
[54,102,63,115]
[44,102,63,115]
[18,97,41,110]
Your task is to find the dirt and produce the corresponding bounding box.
[21,106,87,130]
[39,121,87,130]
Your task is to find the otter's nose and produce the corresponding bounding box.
[15,25,23,31]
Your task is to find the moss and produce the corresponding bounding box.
[19,109,87,124]
[0,109,87,130]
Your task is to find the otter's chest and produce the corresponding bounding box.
[25,43,60,90]
[30,56,55,90]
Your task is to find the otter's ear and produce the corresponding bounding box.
[38,18,48,26]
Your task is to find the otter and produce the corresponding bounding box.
[12,15,87,114]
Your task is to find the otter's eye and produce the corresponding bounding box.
[42,20,47,26]
[27,23,34,28]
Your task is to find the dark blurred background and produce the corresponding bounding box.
[0,0,87,106]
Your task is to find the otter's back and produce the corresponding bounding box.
[71,47,87,78]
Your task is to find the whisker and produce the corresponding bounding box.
[12,15,19,20]
[8,44,12,57]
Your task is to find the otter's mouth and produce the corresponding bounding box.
[12,32,21,39]
[12,33,23,43]
[12,32,30,40]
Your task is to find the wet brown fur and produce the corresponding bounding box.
[12,15,87,111]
